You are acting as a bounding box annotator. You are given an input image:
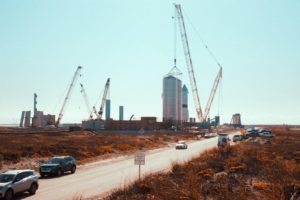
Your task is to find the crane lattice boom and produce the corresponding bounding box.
[98,78,110,120]
[203,67,222,121]
[80,83,93,119]
[174,4,203,122]
[56,66,82,126]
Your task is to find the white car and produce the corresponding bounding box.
[0,169,39,200]
[204,133,217,138]
[232,135,243,142]
[175,141,188,149]
[260,132,274,137]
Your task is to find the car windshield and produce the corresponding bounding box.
[46,158,63,164]
[0,174,15,183]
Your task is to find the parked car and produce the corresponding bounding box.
[39,156,77,177]
[218,133,230,147]
[258,128,270,134]
[260,132,274,138]
[258,129,272,136]
[0,169,39,200]
[232,135,243,142]
[175,141,188,149]
[245,131,257,138]
[204,132,217,138]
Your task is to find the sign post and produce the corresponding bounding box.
[134,152,145,180]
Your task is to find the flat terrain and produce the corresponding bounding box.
[106,127,300,200]
[0,130,196,171]
[15,135,222,200]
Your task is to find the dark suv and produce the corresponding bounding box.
[39,156,77,177]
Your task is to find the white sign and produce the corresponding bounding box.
[134,152,145,165]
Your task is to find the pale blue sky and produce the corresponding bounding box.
[0,0,299,124]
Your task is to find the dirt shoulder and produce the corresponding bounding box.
[104,127,300,200]
[0,130,197,172]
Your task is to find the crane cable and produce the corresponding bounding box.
[173,9,177,67]
[218,78,223,117]
[181,7,224,124]
[52,71,83,114]
[182,8,223,68]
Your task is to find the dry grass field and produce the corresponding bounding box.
[106,127,300,200]
[0,130,195,171]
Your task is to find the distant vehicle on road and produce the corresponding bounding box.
[232,135,243,142]
[204,132,217,138]
[39,156,77,177]
[0,169,39,200]
[218,133,230,147]
[175,141,188,149]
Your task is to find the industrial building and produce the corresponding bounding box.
[182,84,189,122]
[82,119,105,130]
[19,93,55,128]
[231,113,242,127]
[105,117,158,131]
[162,68,182,124]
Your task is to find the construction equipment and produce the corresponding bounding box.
[129,114,134,121]
[174,4,203,122]
[97,78,110,120]
[231,113,242,128]
[80,83,93,119]
[203,67,222,121]
[174,4,223,123]
[56,66,82,127]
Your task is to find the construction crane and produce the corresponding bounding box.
[80,83,93,119]
[174,4,203,122]
[129,114,134,121]
[56,66,82,127]
[203,67,222,121]
[97,78,110,120]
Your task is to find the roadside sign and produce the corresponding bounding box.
[134,152,145,165]
[134,152,145,181]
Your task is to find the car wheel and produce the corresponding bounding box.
[29,183,38,195]
[4,189,13,200]
[40,173,45,178]
[56,169,62,177]
[71,165,76,174]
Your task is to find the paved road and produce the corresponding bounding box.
[22,135,227,200]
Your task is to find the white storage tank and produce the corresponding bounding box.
[162,69,182,123]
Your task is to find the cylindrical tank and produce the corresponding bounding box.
[182,84,189,122]
[32,117,39,128]
[24,111,31,127]
[105,99,111,120]
[20,111,25,127]
[119,106,124,121]
[162,74,182,123]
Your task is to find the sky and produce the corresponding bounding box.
[0,0,299,125]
